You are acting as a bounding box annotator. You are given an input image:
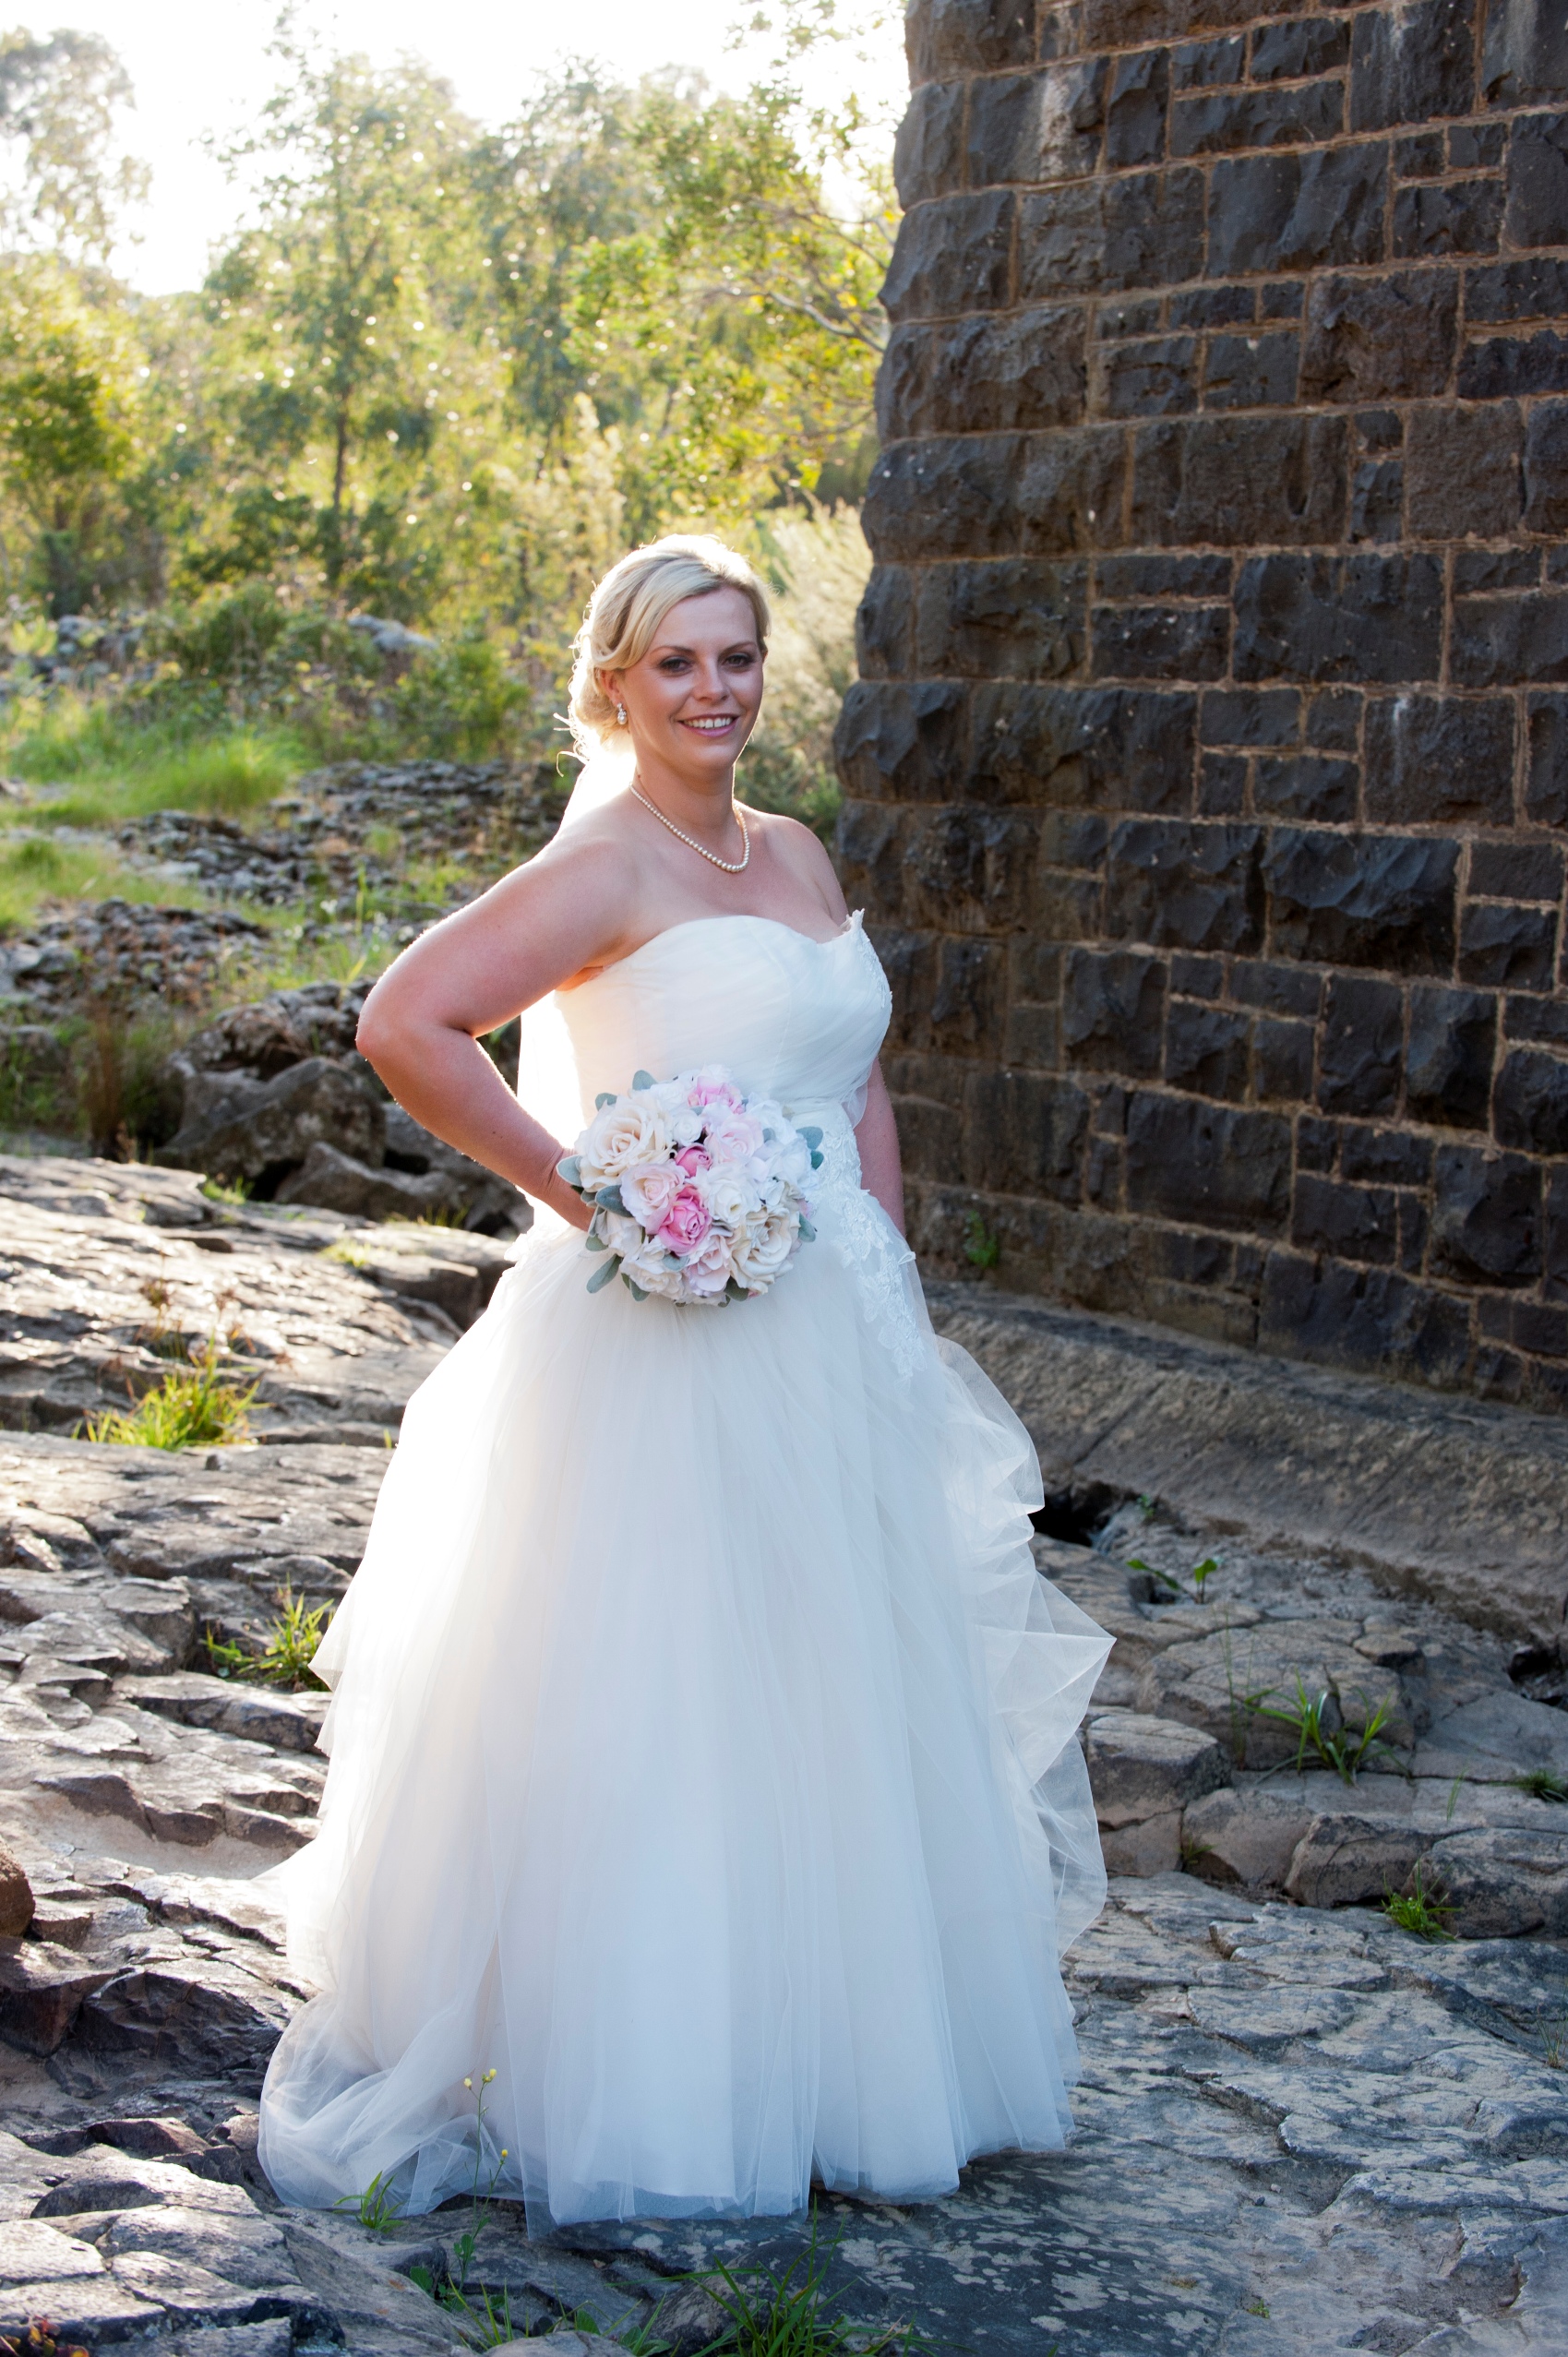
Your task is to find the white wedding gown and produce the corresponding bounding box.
[257,912,1111,2225]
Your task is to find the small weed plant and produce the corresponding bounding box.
[1540,1998,1568,2070]
[1130,1551,1220,1605]
[690,2210,933,2357]
[1383,1864,1456,1942]
[205,1585,331,1688]
[82,1338,257,1449]
[0,2324,90,2357]
[201,1175,253,1206]
[322,1237,373,1268]
[336,2170,403,2235]
[404,2068,520,2349]
[1509,1767,1568,1804]
[1252,1677,1403,1785]
[962,1210,1000,1271]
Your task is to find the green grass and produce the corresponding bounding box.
[1383,1862,1456,1941]
[205,1585,332,1688]
[2,719,304,825]
[685,2215,931,2357]
[1251,1677,1404,1785]
[0,831,205,931]
[1509,1766,1568,1804]
[336,2170,403,2234]
[82,1338,257,1449]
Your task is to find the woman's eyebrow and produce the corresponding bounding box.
[649,640,759,657]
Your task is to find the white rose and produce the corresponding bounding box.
[576,1096,671,1191]
[731,1204,799,1290]
[700,1164,761,1233]
[681,1230,736,1300]
[617,1228,686,1299]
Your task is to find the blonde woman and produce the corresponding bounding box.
[257,533,1109,2227]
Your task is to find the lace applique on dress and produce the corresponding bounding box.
[811,1114,923,1384]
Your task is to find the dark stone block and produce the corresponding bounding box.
[1199,753,1248,812]
[906,806,1042,932]
[968,62,1107,187]
[1264,829,1458,969]
[1171,283,1255,327]
[1251,16,1352,78]
[834,681,971,806]
[1306,689,1363,750]
[1254,1015,1315,1099]
[1254,754,1359,820]
[1262,281,1306,319]
[1105,819,1264,951]
[1017,428,1128,551]
[1548,1165,1568,1297]
[1317,973,1405,1115]
[1297,1113,1339,1170]
[1021,170,1206,297]
[1207,146,1389,277]
[856,567,914,679]
[1450,591,1568,687]
[1406,402,1523,537]
[1063,949,1167,1076]
[1260,1253,1474,1383]
[863,437,1023,564]
[1342,1127,1434,1185]
[870,928,937,1054]
[929,938,1008,1050]
[1124,1093,1292,1232]
[1394,179,1505,256]
[1407,986,1498,1126]
[1506,112,1568,246]
[1165,1001,1252,1098]
[1201,688,1301,746]
[1399,1192,1431,1272]
[1350,458,1406,540]
[1431,1145,1541,1285]
[1363,695,1516,822]
[878,311,1089,441]
[1454,546,1540,592]
[1040,809,1109,867]
[1495,1047,1568,1152]
[1508,993,1568,1043]
[1293,1175,1399,1263]
[1450,122,1507,167]
[892,80,967,206]
[1464,257,1568,319]
[1131,415,1347,545]
[1091,604,1230,680]
[1482,0,1568,104]
[1458,901,1559,987]
[1173,35,1245,88]
[1172,80,1343,155]
[1231,959,1324,1017]
[908,0,1036,81]
[837,801,909,921]
[1470,839,1563,898]
[1396,132,1447,176]
[1458,327,1568,398]
[1203,329,1300,408]
[1170,953,1224,999]
[916,559,1087,680]
[1236,553,1444,683]
[1524,400,1568,532]
[1299,270,1460,401]
[1351,0,1478,127]
[1105,48,1169,169]
[1098,297,1164,339]
[1094,336,1198,416]
[1526,695,1568,822]
[971,684,1198,810]
[881,191,1015,322]
[1098,554,1232,598]
[1513,1301,1568,1356]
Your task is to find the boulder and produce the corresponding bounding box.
[1181,1784,1318,1890]
[159,1059,384,1189]
[0,1938,114,2053]
[273,1141,455,1222]
[1283,1812,1428,1908]
[1411,1691,1568,1786]
[184,1002,314,1080]
[1417,1826,1568,1939]
[1085,1710,1227,1876]
[0,1840,33,1937]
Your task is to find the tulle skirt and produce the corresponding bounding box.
[257,1202,1110,2224]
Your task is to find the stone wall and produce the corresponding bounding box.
[840,0,1568,1410]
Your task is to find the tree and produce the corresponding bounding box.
[0,27,148,260]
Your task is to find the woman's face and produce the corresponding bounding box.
[603,587,764,784]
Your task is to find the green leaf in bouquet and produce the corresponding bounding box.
[596,1183,626,1214]
[809,1152,823,1170]
[799,1126,823,1150]
[557,1155,582,1187]
[594,1091,617,1110]
[798,1219,817,1242]
[622,1274,649,1301]
[724,1277,748,1301]
[631,1071,655,1091]
[584,1228,607,1251]
[585,1255,622,1294]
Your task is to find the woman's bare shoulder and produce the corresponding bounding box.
[747,808,845,914]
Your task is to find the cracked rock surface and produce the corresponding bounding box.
[0,1161,1564,2353]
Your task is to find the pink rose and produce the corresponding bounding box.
[675,1144,712,1177]
[681,1231,734,1298]
[688,1072,741,1112]
[704,1109,764,1163]
[655,1186,712,1256]
[620,1162,685,1230]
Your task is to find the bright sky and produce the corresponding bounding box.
[43,1,908,294]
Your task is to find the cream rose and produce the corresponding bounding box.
[699,1165,761,1234]
[577,1096,672,1191]
[730,1206,799,1290]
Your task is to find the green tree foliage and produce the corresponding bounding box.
[0,26,149,258]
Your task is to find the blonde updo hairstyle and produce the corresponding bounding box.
[568,534,771,757]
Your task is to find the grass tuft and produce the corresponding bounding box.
[82,1338,257,1449]
[1383,1862,1456,1942]
[205,1585,331,1689]
[1508,1767,1568,1805]
[685,2211,932,2357]
[1251,1676,1403,1786]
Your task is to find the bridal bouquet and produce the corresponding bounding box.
[557,1066,822,1304]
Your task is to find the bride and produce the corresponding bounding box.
[257,532,1111,2227]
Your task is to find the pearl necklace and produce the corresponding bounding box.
[630,781,751,873]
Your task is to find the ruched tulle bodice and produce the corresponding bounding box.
[257,911,1110,2228]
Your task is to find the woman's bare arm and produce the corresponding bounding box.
[355,837,636,1230]
[854,1062,905,1237]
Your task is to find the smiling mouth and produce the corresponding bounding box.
[681,714,737,734]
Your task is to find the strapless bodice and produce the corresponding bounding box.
[555,912,890,1126]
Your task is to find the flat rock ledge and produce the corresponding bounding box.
[0,1164,1562,2352]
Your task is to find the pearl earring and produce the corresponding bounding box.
[616,704,627,725]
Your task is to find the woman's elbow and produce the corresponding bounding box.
[354,982,401,1073]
